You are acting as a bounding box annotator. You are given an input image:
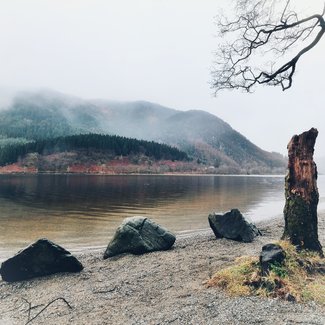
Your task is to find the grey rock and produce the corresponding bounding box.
[285,293,296,302]
[208,209,261,242]
[260,243,286,275]
[103,217,176,258]
[0,238,83,282]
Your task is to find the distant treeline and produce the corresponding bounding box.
[0,133,189,166]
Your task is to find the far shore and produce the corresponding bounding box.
[0,159,286,177]
[0,171,286,177]
[1,213,324,325]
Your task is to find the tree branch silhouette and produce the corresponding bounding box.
[212,0,325,92]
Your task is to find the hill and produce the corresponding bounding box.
[0,90,286,174]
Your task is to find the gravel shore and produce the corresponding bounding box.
[0,214,324,325]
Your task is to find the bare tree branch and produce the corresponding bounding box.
[212,0,325,92]
[23,297,72,325]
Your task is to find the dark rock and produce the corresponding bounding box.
[0,238,83,282]
[208,209,261,242]
[285,293,296,302]
[260,243,286,275]
[103,217,176,259]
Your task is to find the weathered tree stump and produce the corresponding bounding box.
[282,128,323,256]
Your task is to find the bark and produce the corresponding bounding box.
[283,128,323,256]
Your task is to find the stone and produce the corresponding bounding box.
[260,243,286,275]
[0,238,83,282]
[103,217,176,258]
[285,293,296,302]
[208,209,261,242]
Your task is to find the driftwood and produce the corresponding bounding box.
[283,128,323,255]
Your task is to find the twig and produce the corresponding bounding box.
[93,285,117,294]
[24,297,72,325]
[22,298,31,323]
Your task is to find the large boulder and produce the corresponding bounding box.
[208,209,261,242]
[0,238,83,282]
[260,243,286,275]
[103,217,176,259]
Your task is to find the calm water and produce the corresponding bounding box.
[0,174,324,260]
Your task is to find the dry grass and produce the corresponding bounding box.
[207,241,325,304]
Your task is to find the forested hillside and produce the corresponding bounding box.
[0,134,188,167]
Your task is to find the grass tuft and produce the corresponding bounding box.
[207,241,325,304]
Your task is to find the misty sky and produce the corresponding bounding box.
[1,0,325,157]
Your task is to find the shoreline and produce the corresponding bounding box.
[2,211,324,262]
[0,215,285,263]
[1,214,324,324]
[68,214,285,254]
[1,211,324,262]
[0,168,287,177]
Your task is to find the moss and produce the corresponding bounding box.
[283,192,322,254]
[207,241,325,304]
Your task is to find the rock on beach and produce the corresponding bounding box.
[208,208,261,242]
[103,216,176,258]
[0,238,83,282]
[260,243,286,275]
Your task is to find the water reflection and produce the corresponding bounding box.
[0,174,324,259]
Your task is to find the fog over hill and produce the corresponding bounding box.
[0,90,286,174]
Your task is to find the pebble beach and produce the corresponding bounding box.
[0,214,324,325]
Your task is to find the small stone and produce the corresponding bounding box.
[285,293,296,302]
[260,243,286,275]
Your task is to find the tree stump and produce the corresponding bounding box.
[283,128,323,256]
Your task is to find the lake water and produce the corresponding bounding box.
[1,174,324,260]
